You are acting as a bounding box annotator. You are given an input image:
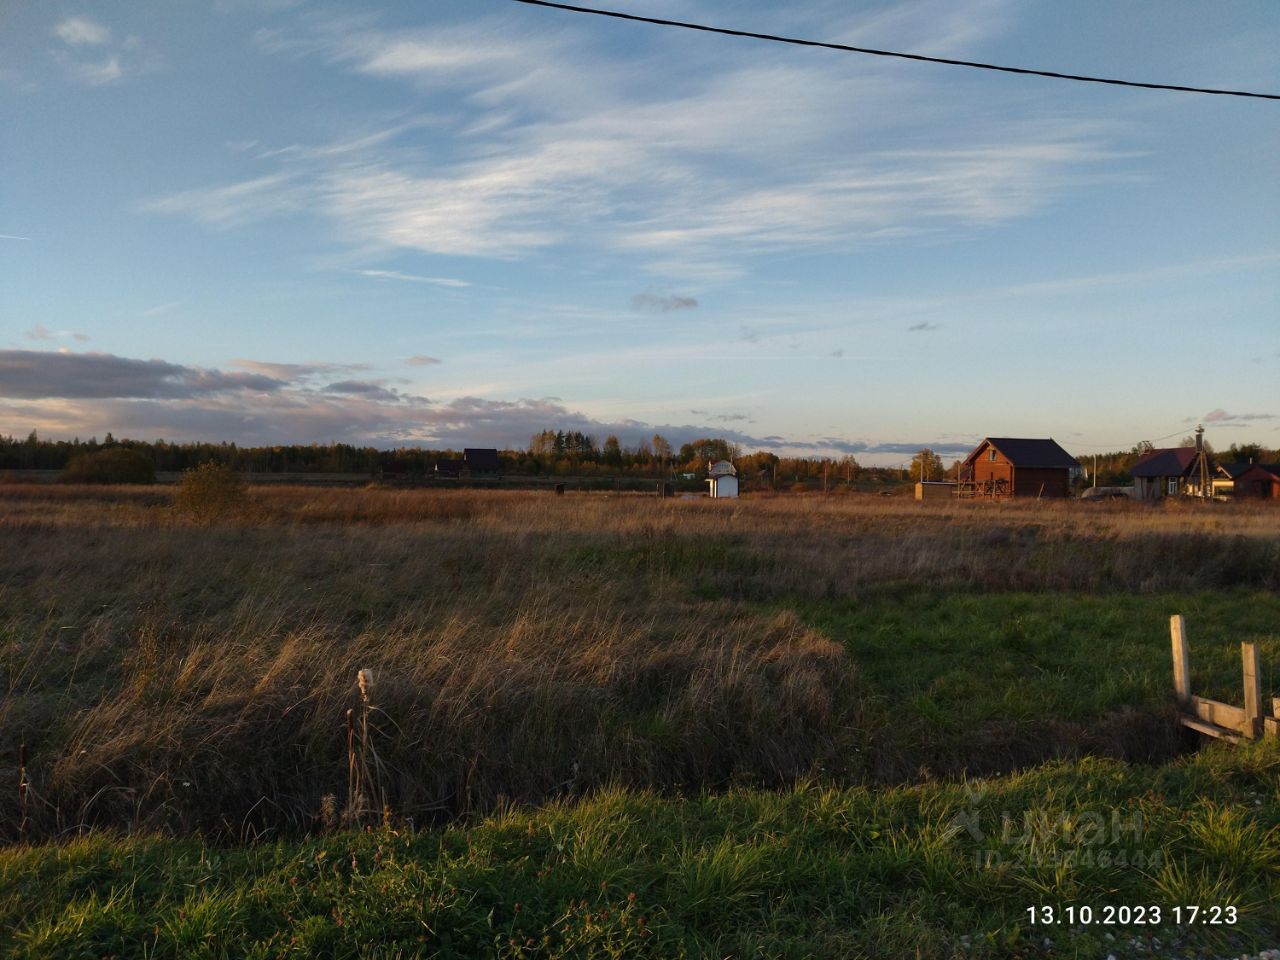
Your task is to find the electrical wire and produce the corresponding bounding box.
[509,0,1280,101]
[1069,427,1190,450]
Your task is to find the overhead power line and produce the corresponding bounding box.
[509,0,1280,101]
[1070,427,1190,450]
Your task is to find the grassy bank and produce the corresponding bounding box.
[3,744,1279,959]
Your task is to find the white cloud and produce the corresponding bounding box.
[77,56,124,85]
[142,173,304,226]
[356,269,470,288]
[138,301,181,317]
[153,8,1129,277]
[54,16,111,47]
[51,16,157,85]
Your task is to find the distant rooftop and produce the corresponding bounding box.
[1131,447,1199,478]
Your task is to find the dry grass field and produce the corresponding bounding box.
[2,484,1279,957]
[4,484,1278,839]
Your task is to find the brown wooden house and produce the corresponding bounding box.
[1131,447,1203,500]
[1213,462,1280,499]
[959,437,1079,499]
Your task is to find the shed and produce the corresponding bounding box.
[706,459,738,499]
[959,438,1078,499]
[915,481,956,501]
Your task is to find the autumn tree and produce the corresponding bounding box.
[910,448,944,482]
[602,435,622,467]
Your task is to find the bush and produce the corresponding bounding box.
[172,462,249,522]
[63,448,156,484]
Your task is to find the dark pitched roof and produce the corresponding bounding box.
[1218,462,1280,480]
[965,438,1079,469]
[1131,447,1199,478]
[463,448,501,471]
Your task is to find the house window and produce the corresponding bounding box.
[1167,478,1178,495]
[988,450,997,462]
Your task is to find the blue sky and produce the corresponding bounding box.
[2,0,1277,463]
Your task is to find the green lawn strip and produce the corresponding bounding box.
[798,590,1280,766]
[3,745,1278,959]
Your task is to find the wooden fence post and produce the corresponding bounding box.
[1242,642,1262,740]
[1170,615,1191,708]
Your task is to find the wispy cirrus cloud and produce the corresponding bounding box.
[356,269,470,288]
[147,7,1129,279]
[141,173,305,226]
[403,355,442,367]
[138,301,180,318]
[51,15,157,85]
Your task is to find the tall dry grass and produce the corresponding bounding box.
[2,485,1277,840]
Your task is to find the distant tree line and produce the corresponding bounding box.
[9,431,1268,489]
[0,430,895,490]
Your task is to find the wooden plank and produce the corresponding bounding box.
[1271,697,1280,720]
[1190,695,1247,732]
[1242,643,1262,739]
[1179,715,1244,742]
[1170,615,1191,707]
[1265,716,1280,741]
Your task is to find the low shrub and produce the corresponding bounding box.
[62,448,155,484]
[171,462,249,522]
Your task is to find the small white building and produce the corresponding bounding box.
[706,459,738,499]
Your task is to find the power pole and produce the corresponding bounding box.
[1195,424,1209,498]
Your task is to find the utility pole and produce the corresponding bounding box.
[1195,424,1209,499]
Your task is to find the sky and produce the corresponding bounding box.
[2,0,1277,464]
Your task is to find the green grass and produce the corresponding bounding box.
[3,744,1278,959]
[798,590,1280,775]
